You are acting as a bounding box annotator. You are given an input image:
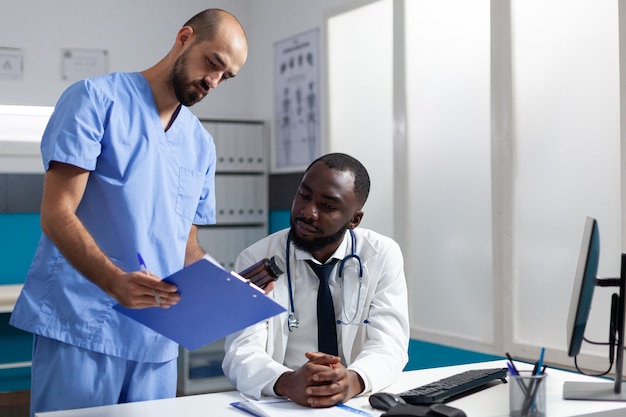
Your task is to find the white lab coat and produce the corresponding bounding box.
[222,227,410,399]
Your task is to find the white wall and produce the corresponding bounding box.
[245,0,362,121]
[398,0,623,372]
[0,0,363,165]
[0,0,363,120]
[326,0,394,236]
[324,0,626,377]
[405,0,493,347]
[0,0,251,119]
[510,0,621,368]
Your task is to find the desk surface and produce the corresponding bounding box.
[35,360,626,417]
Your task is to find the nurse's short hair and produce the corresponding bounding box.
[183,9,247,44]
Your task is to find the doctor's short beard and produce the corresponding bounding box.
[289,218,349,254]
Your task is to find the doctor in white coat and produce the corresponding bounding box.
[222,153,410,408]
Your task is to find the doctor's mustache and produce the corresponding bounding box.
[293,216,323,233]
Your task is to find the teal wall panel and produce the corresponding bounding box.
[405,339,502,371]
[0,213,41,285]
[0,213,39,391]
[0,313,32,393]
[0,367,30,393]
[269,210,290,234]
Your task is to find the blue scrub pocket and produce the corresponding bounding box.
[176,167,205,221]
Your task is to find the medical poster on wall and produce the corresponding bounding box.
[273,28,320,172]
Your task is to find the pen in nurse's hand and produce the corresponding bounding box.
[137,252,162,307]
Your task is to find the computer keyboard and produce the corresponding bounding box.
[398,367,508,405]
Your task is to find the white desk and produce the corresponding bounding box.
[35,360,626,417]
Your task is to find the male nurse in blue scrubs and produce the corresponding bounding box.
[10,9,248,416]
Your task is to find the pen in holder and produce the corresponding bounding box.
[239,256,284,289]
[509,371,547,417]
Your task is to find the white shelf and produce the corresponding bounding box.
[0,105,52,174]
[177,119,268,396]
[0,284,23,313]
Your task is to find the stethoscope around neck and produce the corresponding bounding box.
[285,229,368,332]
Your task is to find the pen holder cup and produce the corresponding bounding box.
[509,371,547,417]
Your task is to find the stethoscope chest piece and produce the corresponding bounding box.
[287,313,300,331]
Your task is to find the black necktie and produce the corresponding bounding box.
[306,259,339,356]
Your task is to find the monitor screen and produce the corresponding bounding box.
[563,216,626,401]
[566,216,600,357]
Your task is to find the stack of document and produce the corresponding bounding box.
[230,398,373,417]
[114,254,286,350]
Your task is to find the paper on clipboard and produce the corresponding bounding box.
[113,255,286,350]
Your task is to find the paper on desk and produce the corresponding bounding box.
[113,254,286,350]
[230,399,373,417]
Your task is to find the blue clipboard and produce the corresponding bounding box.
[113,256,286,350]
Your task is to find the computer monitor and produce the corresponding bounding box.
[563,216,626,401]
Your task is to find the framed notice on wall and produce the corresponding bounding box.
[273,28,320,173]
[61,48,108,82]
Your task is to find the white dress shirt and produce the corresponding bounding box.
[222,227,410,399]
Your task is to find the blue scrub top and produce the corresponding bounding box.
[10,72,216,362]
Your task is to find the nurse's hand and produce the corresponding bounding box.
[111,270,181,309]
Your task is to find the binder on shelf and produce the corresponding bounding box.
[113,254,286,350]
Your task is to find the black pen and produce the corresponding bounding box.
[531,360,539,375]
[505,352,520,374]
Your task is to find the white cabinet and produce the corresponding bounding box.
[177,119,269,395]
[177,339,232,395]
